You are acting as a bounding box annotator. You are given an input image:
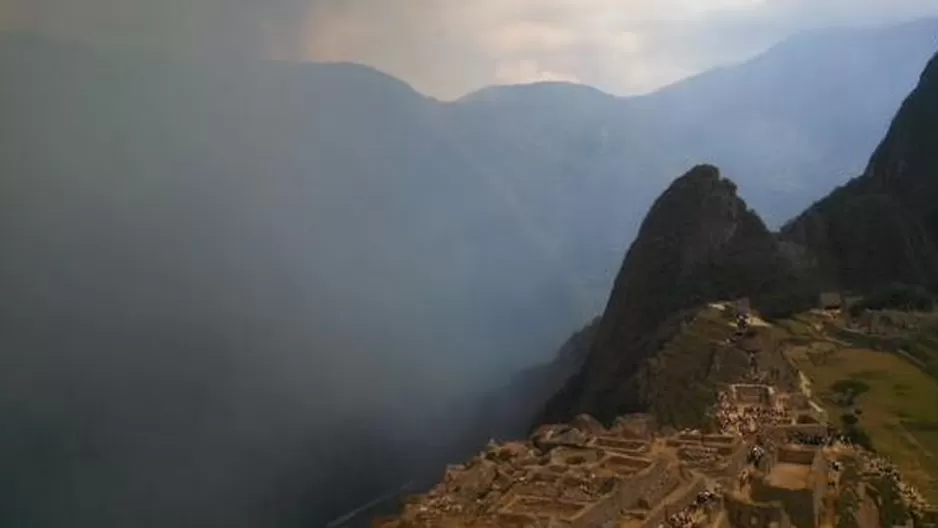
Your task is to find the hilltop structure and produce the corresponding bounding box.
[378,303,934,528]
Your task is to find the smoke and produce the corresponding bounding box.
[0,33,587,526]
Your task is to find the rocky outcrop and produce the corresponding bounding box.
[540,49,938,429]
[781,51,938,291]
[539,165,798,425]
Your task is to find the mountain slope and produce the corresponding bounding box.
[446,16,938,308]
[538,165,799,425]
[540,44,938,432]
[781,50,938,291]
[374,39,938,528]
[1,18,937,527]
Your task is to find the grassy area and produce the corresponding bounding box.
[644,306,748,429]
[780,314,938,504]
[906,320,938,379]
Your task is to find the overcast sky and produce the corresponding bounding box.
[3,0,938,99]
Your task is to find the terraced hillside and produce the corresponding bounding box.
[376,301,938,527]
[777,309,938,504]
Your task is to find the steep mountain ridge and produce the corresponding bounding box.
[539,165,799,425]
[3,20,938,528]
[540,46,938,430]
[781,51,938,291]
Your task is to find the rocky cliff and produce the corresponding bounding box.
[781,51,938,291]
[538,165,799,425]
[541,50,938,428]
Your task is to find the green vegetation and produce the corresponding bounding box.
[781,311,938,503]
[643,307,747,429]
[833,312,938,380]
[849,283,937,316]
[871,476,911,527]
[757,290,818,322]
[836,459,862,528]
[836,490,860,528]
[830,379,871,406]
[840,413,859,426]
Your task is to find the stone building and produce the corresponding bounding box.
[722,491,793,528]
[818,292,844,311]
[920,507,938,528]
[761,424,830,446]
[720,443,829,528]
[731,298,752,316]
[731,384,777,408]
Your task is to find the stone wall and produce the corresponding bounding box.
[721,443,750,478]
[752,480,818,528]
[864,310,938,333]
[569,492,619,528]
[752,445,826,528]
[733,385,773,405]
[664,476,709,516]
[786,393,810,410]
[496,511,541,527]
[611,459,673,511]
[723,492,792,528]
[732,298,752,315]
[632,475,709,528]
[636,462,681,508]
[919,507,938,527]
[819,292,843,310]
[702,434,739,445]
[591,436,650,455]
[673,432,738,446]
[763,424,828,444]
[776,445,817,466]
[550,447,604,466]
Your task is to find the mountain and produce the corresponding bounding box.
[377,44,938,528]
[781,50,938,291]
[629,16,938,226]
[1,17,937,528]
[538,165,801,425]
[445,16,938,308]
[539,44,938,429]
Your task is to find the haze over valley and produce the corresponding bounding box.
[1,8,937,527]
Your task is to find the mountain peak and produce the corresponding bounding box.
[539,165,798,425]
[781,50,938,292]
[457,81,615,106]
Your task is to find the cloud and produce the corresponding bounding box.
[494,59,581,84]
[3,0,938,98]
[298,0,938,97]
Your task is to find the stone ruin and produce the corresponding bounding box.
[731,384,776,407]
[666,433,748,482]
[611,413,658,439]
[730,298,751,316]
[920,507,938,528]
[377,300,918,528]
[726,444,828,528]
[383,416,749,528]
[761,424,830,447]
[853,309,938,335]
[818,292,844,311]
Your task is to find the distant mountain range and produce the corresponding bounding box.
[378,28,938,528]
[1,16,937,527]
